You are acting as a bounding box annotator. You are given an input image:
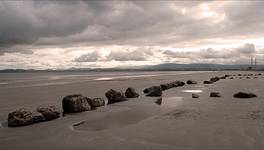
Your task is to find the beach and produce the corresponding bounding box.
[1,71,264,150]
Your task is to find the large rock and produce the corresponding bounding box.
[144,86,162,97]
[105,89,126,104]
[37,105,60,121]
[62,94,91,113]
[87,98,105,108]
[8,108,44,127]
[233,92,257,98]
[125,87,139,98]
[187,80,197,84]
[210,92,221,97]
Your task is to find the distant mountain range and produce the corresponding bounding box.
[0,63,263,72]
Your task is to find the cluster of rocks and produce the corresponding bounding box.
[192,91,257,99]
[8,106,60,127]
[144,80,186,97]
[203,74,231,84]
[8,87,140,127]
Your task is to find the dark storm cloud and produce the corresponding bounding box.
[0,0,264,55]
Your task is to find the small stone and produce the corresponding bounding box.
[192,93,199,98]
[210,92,221,97]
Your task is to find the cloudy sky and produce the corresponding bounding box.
[0,0,264,69]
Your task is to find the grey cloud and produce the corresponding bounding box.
[74,51,99,62]
[163,44,256,63]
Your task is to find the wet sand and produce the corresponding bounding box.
[1,71,264,150]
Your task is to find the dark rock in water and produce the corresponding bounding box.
[187,80,197,84]
[105,89,126,104]
[125,87,139,98]
[8,108,44,127]
[62,94,91,113]
[239,77,242,79]
[210,92,221,97]
[238,74,242,76]
[37,106,60,121]
[204,80,213,84]
[258,73,262,76]
[246,77,250,79]
[144,86,162,97]
[254,77,258,79]
[87,98,105,108]
[192,93,199,98]
[233,92,257,98]
[230,77,234,79]
[210,77,220,82]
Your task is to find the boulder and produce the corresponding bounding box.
[173,81,185,87]
[220,76,226,79]
[246,77,250,79]
[62,94,91,113]
[87,98,105,108]
[230,77,234,79]
[210,77,220,82]
[8,108,44,127]
[233,92,257,98]
[160,84,171,90]
[210,92,221,97]
[187,80,197,84]
[192,93,199,98]
[37,105,60,121]
[125,87,139,98]
[204,80,213,84]
[105,89,126,104]
[144,86,162,97]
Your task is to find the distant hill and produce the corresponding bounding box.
[141,63,259,71]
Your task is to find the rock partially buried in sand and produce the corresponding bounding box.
[210,77,220,82]
[8,108,44,127]
[210,92,221,97]
[105,89,126,104]
[87,98,105,108]
[203,80,213,84]
[62,94,91,113]
[125,87,139,98]
[187,80,197,84]
[144,86,162,97]
[37,106,60,121]
[233,92,257,98]
[192,93,199,98]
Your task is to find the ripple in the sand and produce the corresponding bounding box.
[155,97,183,109]
[181,90,203,93]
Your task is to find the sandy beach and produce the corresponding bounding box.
[1,71,264,150]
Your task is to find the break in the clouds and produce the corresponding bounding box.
[0,0,264,69]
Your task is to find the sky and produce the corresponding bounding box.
[0,0,264,69]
